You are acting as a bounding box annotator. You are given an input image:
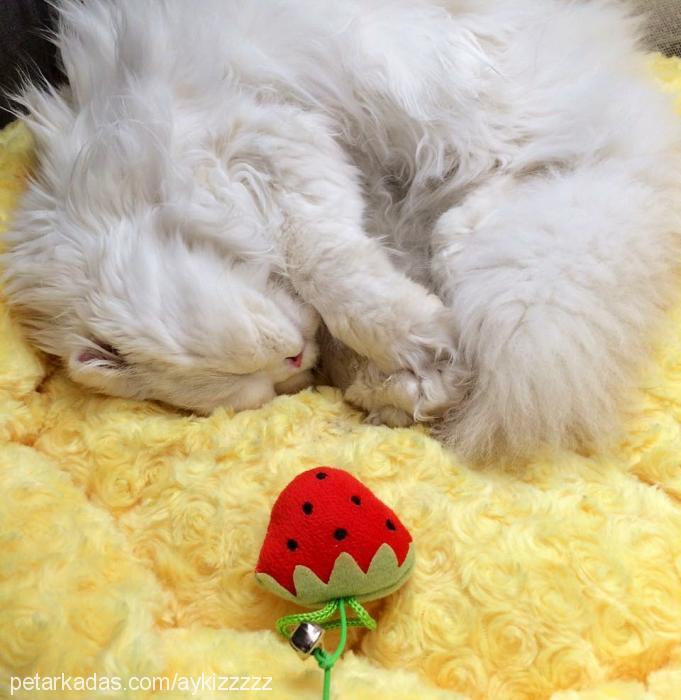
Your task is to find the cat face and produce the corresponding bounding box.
[3,97,320,413]
[3,66,327,414]
[68,234,320,413]
[5,213,319,412]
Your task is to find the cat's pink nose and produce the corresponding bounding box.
[287,351,304,368]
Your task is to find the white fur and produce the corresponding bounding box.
[4,0,681,458]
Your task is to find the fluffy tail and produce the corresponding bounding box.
[432,162,681,461]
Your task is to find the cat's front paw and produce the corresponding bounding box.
[344,361,462,428]
[390,298,458,376]
[323,287,457,376]
[275,370,315,395]
[365,405,415,428]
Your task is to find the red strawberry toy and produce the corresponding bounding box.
[255,467,415,700]
[256,466,414,606]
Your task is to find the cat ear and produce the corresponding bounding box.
[72,340,127,371]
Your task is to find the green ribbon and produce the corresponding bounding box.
[276,597,377,700]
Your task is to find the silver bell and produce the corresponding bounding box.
[289,622,325,658]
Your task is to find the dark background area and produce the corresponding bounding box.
[0,0,679,130]
[0,0,62,128]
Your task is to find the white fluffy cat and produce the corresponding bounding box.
[3,0,681,459]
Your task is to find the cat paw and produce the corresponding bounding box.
[275,370,315,395]
[323,287,457,376]
[345,361,461,428]
[389,299,458,376]
[365,406,415,428]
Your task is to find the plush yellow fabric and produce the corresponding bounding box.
[1,56,681,700]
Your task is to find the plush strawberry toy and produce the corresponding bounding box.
[255,467,415,700]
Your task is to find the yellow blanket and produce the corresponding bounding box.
[1,56,681,700]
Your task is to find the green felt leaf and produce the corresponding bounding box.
[255,542,415,607]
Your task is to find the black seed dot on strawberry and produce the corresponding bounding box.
[302,501,313,515]
[386,519,396,531]
[316,472,327,480]
[334,528,348,541]
[287,539,298,551]
[351,495,361,506]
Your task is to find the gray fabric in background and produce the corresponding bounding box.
[641,0,681,56]
[0,1,680,128]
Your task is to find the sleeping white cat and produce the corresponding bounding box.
[4,0,681,459]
